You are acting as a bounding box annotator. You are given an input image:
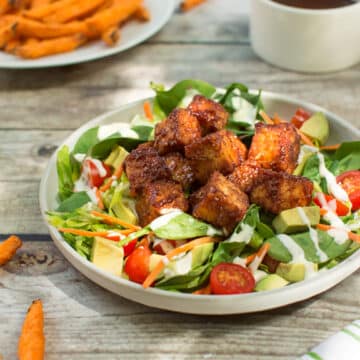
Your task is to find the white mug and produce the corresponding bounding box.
[250,0,360,73]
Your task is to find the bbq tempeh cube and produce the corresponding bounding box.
[250,170,313,214]
[190,172,249,233]
[154,108,202,155]
[124,142,171,196]
[227,161,264,193]
[135,180,189,227]
[185,129,247,184]
[162,152,195,190]
[248,122,300,173]
[188,95,229,135]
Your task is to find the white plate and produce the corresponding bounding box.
[39,92,360,315]
[0,0,177,69]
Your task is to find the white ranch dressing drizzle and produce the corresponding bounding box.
[97,123,139,141]
[178,89,200,108]
[206,227,219,236]
[316,193,350,245]
[150,210,183,230]
[106,231,125,240]
[73,153,86,162]
[86,188,98,204]
[231,97,257,128]
[253,270,268,283]
[173,252,193,275]
[90,158,108,177]
[296,207,328,262]
[277,234,316,279]
[317,152,350,203]
[232,256,247,267]
[228,223,254,244]
[297,145,318,164]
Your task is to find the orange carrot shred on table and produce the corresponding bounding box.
[181,0,206,12]
[192,283,211,295]
[143,237,218,288]
[320,144,341,151]
[316,224,360,243]
[18,299,45,360]
[0,235,22,266]
[143,101,153,121]
[259,110,274,125]
[91,210,140,231]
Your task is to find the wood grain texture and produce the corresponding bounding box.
[0,0,360,358]
[0,242,359,360]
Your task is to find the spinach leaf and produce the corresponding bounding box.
[72,127,99,155]
[151,80,216,115]
[266,230,351,264]
[56,191,91,212]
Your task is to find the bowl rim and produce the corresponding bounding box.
[39,91,360,310]
[258,0,360,15]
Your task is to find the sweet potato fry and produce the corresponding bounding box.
[18,299,45,360]
[101,25,120,46]
[181,0,206,11]
[133,5,150,22]
[86,0,141,37]
[0,235,22,265]
[24,0,77,20]
[44,0,106,24]
[0,21,17,49]
[0,0,12,15]
[5,37,21,53]
[30,0,52,8]
[16,17,88,38]
[15,33,86,58]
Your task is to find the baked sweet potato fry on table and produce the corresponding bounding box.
[0,0,150,59]
[18,299,45,360]
[0,235,22,266]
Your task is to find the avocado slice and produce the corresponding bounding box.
[276,262,318,282]
[300,112,329,146]
[255,274,289,292]
[293,151,313,176]
[272,206,320,234]
[104,145,129,169]
[91,237,124,276]
[149,254,163,272]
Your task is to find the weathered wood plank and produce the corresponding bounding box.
[0,241,359,360]
[0,44,359,130]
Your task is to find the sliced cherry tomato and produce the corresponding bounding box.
[313,193,349,216]
[291,108,311,129]
[83,159,111,188]
[210,263,255,295]
[337,170,360,211]
[123,239,137,257]
[124,245,151,284]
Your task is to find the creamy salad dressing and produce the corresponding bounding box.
[297,145,318,164]
[90,158,108,177]
[97,123,139,141]
[86,188,98,205]
[277,234,316,278]
[231,97,257,128]
[178,89,201,108]
[317,152,350,203]
[253,270,268,283]
[150,210,183,230]
[233,256,247,267]
[73,153,86,162]
[228,223,254,244]
[296,207,328,262]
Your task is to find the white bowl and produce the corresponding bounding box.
[250,0,360,73]
[40,92,360,315]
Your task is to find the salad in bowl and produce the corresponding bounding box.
[46,80,360,297]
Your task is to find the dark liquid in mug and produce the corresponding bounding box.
[272,0,356,9]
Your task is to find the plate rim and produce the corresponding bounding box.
[39,91,360,314]
[0,0,177,69]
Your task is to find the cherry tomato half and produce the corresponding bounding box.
[124,245,151,284]
[83,159,111,188]
[210,263,255,295]
[291,108,311,129]
[337,170,360,211]
[313,193,349,216]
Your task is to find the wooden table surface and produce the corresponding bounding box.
[1,1,359,359]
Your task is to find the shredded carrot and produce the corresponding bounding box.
[273,113,286,124]
[58,228,109,237]
[119,229,135,236]
[246,242,271,268]
[99,166,123,192]
[18,299,45,360]
[143,101,153,122]
[0,235,22,266]
[192,283,211,295]
[91,210,140,231]
[259,110,274,125]
[316,224,360,243]
[138,235,150,248]
[297,128,316,147]
[181,0,206,11]
[319,208,328,216]
[320,144,341,151]
[143,237,218,288]
[96,188,104,210]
